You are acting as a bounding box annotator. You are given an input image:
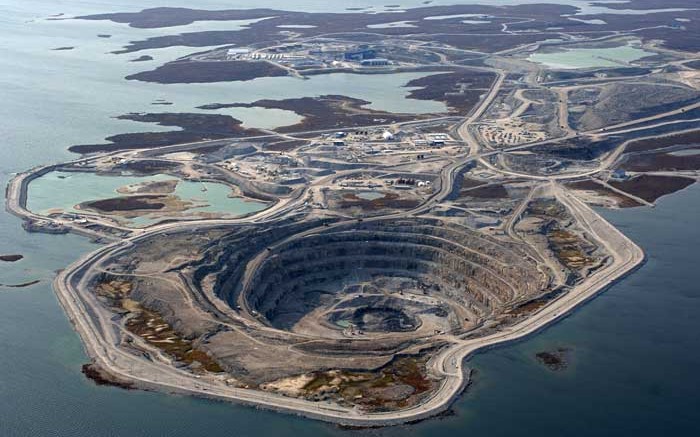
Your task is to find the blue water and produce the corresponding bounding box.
[27,172,268,226]
[1,1,699,436]
[529,44,655,69]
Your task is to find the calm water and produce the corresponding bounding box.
[356,191,386,200]
[1,1,699,436]
[27,172,268,226]
[529,44,655,69]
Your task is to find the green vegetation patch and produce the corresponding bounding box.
[301,356,434,411]
[547,227,594,270]
[125,307,224,373]
[94,277,224,374]
[527,198,568,219]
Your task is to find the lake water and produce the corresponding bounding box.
[26,172,268,227]
[356,191,386,200]
[1,4,449,143]
[529,44,656,69]
[2,1,699,436]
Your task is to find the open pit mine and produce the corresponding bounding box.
[22,2,700,425]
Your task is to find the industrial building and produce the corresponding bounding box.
[344,48,376,61]
[361,58,390,67]
[226,47,251,58]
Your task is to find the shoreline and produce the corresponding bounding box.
[45,184,644,427]
[3,66,652,426]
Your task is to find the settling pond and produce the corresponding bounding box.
[27,171,268,227]
[528,44,655,69]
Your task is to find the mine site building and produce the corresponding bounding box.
[344,48,376,61]
[361,58,390,67]
[227,48,251,56]
[428,134,449,141]
[226,47,250,58]
[611,169,627,180]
